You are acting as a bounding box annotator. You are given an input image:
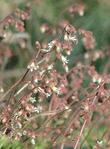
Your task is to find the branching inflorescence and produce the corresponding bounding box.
[0,2,110,149]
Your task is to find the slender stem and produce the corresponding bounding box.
[74,120,87,149]
[0,69,29,102]
[60,143,64,149]
[14,82,30,97]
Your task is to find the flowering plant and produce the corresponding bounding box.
[0,1,110,149]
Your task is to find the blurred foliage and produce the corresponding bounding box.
[0,136,23,149]
[0,136,50,149]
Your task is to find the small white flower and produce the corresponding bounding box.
[84,53,89,59]
[65,65,69,72]
[48,40,55,51]
[37,105,43,111]
[65,106,69,110]
[48,64,53,70]
[69,35,78,44]
[97,140,103,146]
[56,46,61,53]
[46,92,51,97]
[52,86,58,92]
[0,87,4,93]
[70,128,73,133]
[98,78,102,83]
[79,10,84,16]
[61,55,69,64]
[32,105,42,113]
[31,138,35,145]
[42,48,50,52]
[27,62,39,72]
[23,130,27,135]
[67,50,71,55]
[34,79,38,83]
[55,88,61,95]
[64,33,78,44]
[33,88,38,93]
[64,34,69,41]
[29,97,36,103]
[92,76,102,84]
[32,107,40,113]
[16,122,22,129]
